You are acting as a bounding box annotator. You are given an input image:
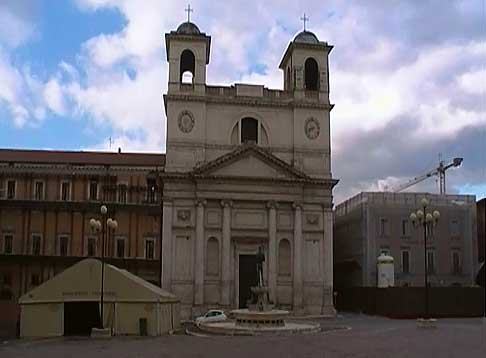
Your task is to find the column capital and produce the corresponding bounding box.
[266,201,279,210]
[196,199,207,207]
[321,201,333,211]
[163,200,173,207]
[292,202,303,210]
[221,200,233,208]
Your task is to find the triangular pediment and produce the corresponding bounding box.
[192,144,308,180]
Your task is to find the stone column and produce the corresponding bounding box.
[195,200,206,305]
[221,200,232,306]
[162,201,173,291]
[267,201,277,304]
[322,207,336,315]
[293,203,303,310]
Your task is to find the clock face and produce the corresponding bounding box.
[178,111,195,133]
[305,117,320,140]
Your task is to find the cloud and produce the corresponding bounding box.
[0,0,38,48]
[1,0,485,203]
[332,117,486,204]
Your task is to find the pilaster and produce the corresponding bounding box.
[292,202,303,310]
[162,201,173,291]
[267,201,278,303]
[322,207,336,315]
[221,200,233,305]
[194,199,206,305]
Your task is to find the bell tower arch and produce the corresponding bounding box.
[165,21,211,94]
[279,30,332,102]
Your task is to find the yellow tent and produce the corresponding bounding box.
[19,258,180,337]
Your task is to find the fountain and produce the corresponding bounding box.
[197,245,320,336]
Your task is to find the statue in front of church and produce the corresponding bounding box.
[256,244,265,288]
[248,244,272,312]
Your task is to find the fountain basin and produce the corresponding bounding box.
[232,308,289,327]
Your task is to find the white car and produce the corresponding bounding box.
[195,310,227,326]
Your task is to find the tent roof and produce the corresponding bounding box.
[19,259,178,304]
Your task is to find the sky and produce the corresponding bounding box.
[0,0,485,204]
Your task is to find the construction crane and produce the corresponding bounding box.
[393,157,463,194]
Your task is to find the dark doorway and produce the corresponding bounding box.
[64,301,101,336]
[239,255,258,308]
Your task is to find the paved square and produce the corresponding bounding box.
[2,314,485,358]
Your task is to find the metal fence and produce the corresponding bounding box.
[336,287,485,318]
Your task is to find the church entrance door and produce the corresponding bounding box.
[239,255,258,308]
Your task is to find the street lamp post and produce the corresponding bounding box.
[410,197,440,320]
[90,205,117,329]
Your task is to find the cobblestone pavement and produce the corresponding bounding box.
[1,314,485,358]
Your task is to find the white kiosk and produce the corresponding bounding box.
[377,254,395,288]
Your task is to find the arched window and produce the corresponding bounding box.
[180,49,195,83]
[241,117,258,144]
[206,237,220,276]
[304,57,319,91]
[278,239,291,276]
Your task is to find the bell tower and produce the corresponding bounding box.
[279,26,332,103]
[165,16,211,95]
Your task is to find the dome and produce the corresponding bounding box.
[294,30,319,44]
[176,21,201,35]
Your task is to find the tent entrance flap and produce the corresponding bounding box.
[64,301,101,336]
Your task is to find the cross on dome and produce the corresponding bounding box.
[185,4,193,22]
[300,13,309,31]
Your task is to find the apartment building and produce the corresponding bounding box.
[334,192,478,288]
[0,149,165,319]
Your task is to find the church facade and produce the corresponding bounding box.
[161,20,338,318]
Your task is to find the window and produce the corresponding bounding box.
[401,250,410,274]
[450,220,460,237]
[145,238,155,260]
[89,180,98,201]
[379,218,389,237]
[0,273,13,300]
[241,117,258,144]
[7,180,16,199]
[2,273,12,286]
[34,181,44,200]
[32,234,41,255]
[118,184,127,204]
[31,274,40,287]
[61,181,71,201]
[3,234,13,254]
[116,237,126,258]
[452,251,462,274]
[427,250,436,274]
[304,57,319,91]
[146,179,156,203]
[58,235,69,256]
[87,237,97,257]
[180,49,195,83]
[401,219,410,237]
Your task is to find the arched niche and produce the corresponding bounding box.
[278,239,291,277]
